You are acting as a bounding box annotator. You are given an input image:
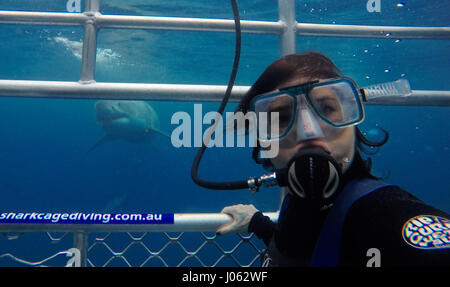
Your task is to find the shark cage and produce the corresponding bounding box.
[0,0,449,267]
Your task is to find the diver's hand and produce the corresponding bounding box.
[216,204,259,236]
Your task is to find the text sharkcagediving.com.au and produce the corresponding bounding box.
[0,212,174,224]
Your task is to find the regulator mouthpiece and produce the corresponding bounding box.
[285,147,342,208]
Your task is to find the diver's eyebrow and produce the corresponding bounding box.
[313,95,339,101]
[268,104,291,111]
[267,100,292,111]
[279,80,320,92]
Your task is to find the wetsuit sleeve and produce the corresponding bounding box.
[340,186,450,266]
[248,212,276,246]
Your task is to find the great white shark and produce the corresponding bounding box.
[88,100,169,153]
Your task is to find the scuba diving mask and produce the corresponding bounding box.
[249,76,411,145]
[249,77,365,143]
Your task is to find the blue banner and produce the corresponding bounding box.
[0,212,175,224]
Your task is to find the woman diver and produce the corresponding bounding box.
[215,51,450,266]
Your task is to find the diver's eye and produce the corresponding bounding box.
[318,103,337,115]
[268,106,292,126]
[278,112,292,127]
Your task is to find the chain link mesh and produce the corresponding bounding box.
[0,231,265,267]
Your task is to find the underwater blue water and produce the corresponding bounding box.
[0,0,449,266]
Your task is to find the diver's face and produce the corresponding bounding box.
[267,78,356,173]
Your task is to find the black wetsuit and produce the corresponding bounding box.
[249,153,450,266]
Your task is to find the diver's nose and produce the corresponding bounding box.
[295,98,324,141]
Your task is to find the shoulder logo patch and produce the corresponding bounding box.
[402,215,450,249]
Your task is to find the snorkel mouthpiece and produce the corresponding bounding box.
[362,78,411,101]
[284,147,342,209]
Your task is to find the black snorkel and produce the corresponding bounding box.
[191,0,249,191]
[190,0,282,192]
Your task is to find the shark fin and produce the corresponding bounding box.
[147,128,171,139]
[86,134,114,154]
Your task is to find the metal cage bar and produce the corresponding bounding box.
[0,10,284,34]
[79,0,99,83]
[1,11,449,39]
[0,212,279,233]
[278,0,296,56]
[0,80,449,106]
[296,23,450,39]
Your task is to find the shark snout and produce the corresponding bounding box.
[95,101,126,123]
